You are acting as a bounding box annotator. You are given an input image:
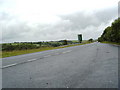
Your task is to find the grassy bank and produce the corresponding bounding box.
[2,42,93,58]
[101,41,120,46]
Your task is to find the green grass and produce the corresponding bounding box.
[101,41,120,45]
[1,41,93,58]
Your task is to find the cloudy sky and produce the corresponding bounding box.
[0,0,119,43]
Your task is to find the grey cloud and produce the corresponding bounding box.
[1,7,117,42]
[1,13,31,42]
[59,7,117,30]
[2,23,30,41]
[118,1,120,17]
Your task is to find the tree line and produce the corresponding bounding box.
[98,18,120,43]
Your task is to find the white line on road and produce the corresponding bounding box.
[2,50,72,69]
[62,50,72,53]
[62,50,72,54]
[27,59,37,62]
[55,53,60,54]
[55,49,60,50]
[2,63,18,68]
[2,58,37,69]
[43,55,51,58]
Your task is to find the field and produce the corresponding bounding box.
[1,40,93,58]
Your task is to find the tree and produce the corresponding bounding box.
[63,40,68,45]
[111,18,120,42]
[88,38,93,42]
[98,18,120,43]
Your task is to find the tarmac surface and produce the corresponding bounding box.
[2,42,118,88]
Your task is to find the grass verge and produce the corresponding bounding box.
[2,42,93,58]
[101,41,120,46]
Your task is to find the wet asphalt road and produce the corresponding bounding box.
[2,42,118,88]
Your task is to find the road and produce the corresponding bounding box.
[2,42,118,88]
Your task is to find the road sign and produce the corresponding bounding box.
[78,34,82,43]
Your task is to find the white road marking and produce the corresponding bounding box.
[27,59,37,62]
[43,55,51,57]
[62,52,67,54]
[55,53,60,54]
[56,49,60,50]
[62,50,72,54]
[2,50,73,69]
[2,58,37,69]
[2,63,18,68]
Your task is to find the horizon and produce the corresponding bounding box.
[1,39,92,44]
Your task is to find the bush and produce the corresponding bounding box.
[88,38,93,42]
[2,43,39,51]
